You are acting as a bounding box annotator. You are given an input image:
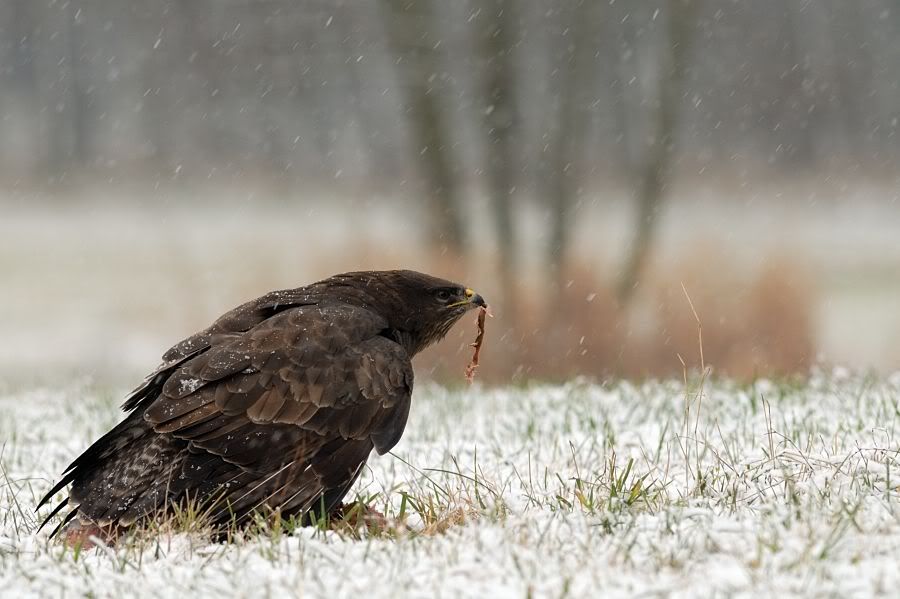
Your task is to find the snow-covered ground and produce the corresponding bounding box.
[2,373,899,597]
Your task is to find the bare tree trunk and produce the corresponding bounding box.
[780,0,815,166]
[478,0,519,311]
[256,6,288,173]
[37,0,89,176]
[9,0,38,97]
[336,5,392,182]
[617,0,699,304]
[829,0,870,160]
[67,1,90,166]
[8,0,39,175]
[382,0,466,255]
[295,16,335,177]
[185,0,231,165]
[142,0,178,171]
[545,0,600,291]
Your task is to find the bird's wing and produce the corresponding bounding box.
[121,288,319,411]
[143,301,414,463]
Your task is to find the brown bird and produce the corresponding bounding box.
[37,270,486,545]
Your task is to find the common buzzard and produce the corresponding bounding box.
[37,270,486,545]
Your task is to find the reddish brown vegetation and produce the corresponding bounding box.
[416,247,815,384]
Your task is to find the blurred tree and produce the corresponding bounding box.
[779,0,815,165]
[382,0,466,255]
[66,1,91,166]
[142,0,180,170]
[617,0,699,304]
[543,0,602,292]
[477,0,519,310]
[335,6,384,180]
[31,0,90,175]
[830,0,871,159]
[6,0,39,172]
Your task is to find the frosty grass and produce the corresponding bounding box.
[2,371,899,597]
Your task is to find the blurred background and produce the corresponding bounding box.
[1,0,899,385]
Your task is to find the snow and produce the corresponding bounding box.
[1,373,899,597]
[177,378,203,395]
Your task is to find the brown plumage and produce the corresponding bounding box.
[37,270,486,543]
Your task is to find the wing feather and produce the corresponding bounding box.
[144,301,413,470]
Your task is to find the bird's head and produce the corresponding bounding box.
[324,270,486,356]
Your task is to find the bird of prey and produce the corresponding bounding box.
[37,270,486,545]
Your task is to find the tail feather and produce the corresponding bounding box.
[37,408,151,515]
[48,509,80,539]
[37,412,374,539]
[36,477,75,514]
[36,498,68,534]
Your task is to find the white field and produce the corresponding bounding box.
[2,373,899,598]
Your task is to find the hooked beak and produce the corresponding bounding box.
[449,288,486,309]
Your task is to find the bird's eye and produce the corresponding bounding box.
[435,289,452,302]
